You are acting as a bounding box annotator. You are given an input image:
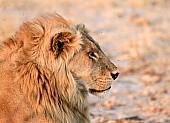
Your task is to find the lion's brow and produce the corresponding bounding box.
[79,27,101,50]
[85,34,101,50]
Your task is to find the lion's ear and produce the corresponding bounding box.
[76,23,85,30]
[51,32,75,56]
[75,23,89,34]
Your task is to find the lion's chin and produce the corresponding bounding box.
[89,86,111,97]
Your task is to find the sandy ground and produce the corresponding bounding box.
[0,0,170,123]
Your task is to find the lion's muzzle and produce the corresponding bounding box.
[111,72,119,80]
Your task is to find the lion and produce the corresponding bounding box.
[0,14,119,123]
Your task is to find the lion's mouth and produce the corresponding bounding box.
[89,86,111,94]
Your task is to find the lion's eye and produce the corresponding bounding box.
[89,52,98,60]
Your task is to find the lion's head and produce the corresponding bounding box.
[0,14,119,122]
[14,14,119,99]
[68,24,119,97]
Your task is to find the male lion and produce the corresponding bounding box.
[0,14,119,123]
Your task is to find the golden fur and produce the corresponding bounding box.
[0,14,118,123]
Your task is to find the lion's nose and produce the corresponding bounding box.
[111,72,119,80]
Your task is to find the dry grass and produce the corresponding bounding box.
[0,0,170,122]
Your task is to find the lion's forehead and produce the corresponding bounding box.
[80,36,100,52]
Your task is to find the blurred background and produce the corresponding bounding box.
[0,0,170,122]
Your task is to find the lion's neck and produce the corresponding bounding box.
[51,71,90,123]
[15,61,90,123]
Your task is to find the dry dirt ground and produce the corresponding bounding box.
[0,0,170,123]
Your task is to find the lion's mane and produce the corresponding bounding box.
[0,14,89,123]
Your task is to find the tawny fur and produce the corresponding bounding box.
[0,14,89,123]
[0,14,118,123]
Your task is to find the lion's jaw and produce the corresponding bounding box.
[88,86,112,97]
